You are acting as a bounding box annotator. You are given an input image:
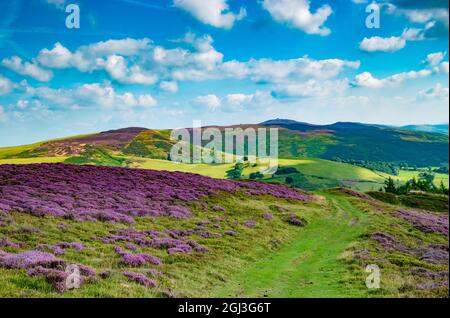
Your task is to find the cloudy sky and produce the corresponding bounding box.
[0,0,448,146]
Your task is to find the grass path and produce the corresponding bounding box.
[213,193,369,298]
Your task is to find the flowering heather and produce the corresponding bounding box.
[113,246,161,266]
[370,232,449,264]
[244,220,257,228]
[27,266,70,293]
[0,251,58,269]
[0,164,312,223]
[395,209,449,236]
[36,242,84,256]
[0,238,20,249]
[123,271,156,288]
[262,213,273,220]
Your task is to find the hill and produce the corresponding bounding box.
[399,124,449,135]
[0,164,448,297]
[261,121,449,167]
[1,121,448,168]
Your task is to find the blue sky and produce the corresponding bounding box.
[0,0,448,146]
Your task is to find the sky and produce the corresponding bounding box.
[0,0,449,146]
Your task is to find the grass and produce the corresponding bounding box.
[127,157,235,179]
[0,187,447,297]
[213,192,369,298]
[0,157,68,165]
[394,170,449,187]
[0,192,323,298]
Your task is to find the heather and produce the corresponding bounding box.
[394,209,448,236]
[345,192,449,298]
[0,164,447,298]
[0,164,312,223]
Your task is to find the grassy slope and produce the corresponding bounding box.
[1,189,447,298]
[0,193,323,298]
[214,192,369,298]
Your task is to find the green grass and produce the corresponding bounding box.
[127,157,235,179]
[0,157,68,165]
[213,192,369,298]
[393,170,449,187]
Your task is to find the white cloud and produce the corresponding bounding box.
[425,52,446,66]
[354,69,432,88]
[0,75,14,96]
[400,8,449,26]
[104,55,157,85]
[16,100,29,110]
[360,36,406,53]
[247,57,360,82]
[417,83,449,101]
[274,79,349,97]
[195,94,221,110]
[160,81,179,93]
[262,0,333,36]
[36,42,73,68]
[25,82,157,109]
[173,0,246,29]
[359,28,424,53]
[2,56,53,82]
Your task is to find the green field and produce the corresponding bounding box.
[0,157,68,165]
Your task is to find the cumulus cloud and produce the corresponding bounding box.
[160,81,179,93]
[195,94,221,110]
[424,51,446,66]
[2,56,53,82]
[173,0,246,29]
[0,105,7,122]
[359,28,425,53]
[262,0,333,36]
[386,1,449,38]
[25,82,157,109]
[0,75,14,96]
[354,69,432,88]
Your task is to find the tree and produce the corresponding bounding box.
[384,177,397,194]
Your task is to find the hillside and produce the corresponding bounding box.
[0,121,448,168]
[0,164,448,297]
[399,124,449,135]
[261,121,449,167]
[0,121,448,193]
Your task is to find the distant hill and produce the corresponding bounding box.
[261,120,449,167]
[398,124,449,135]
[0,120,448,167]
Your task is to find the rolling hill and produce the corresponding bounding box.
[0,120,448,192]
[1,121,448,167]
